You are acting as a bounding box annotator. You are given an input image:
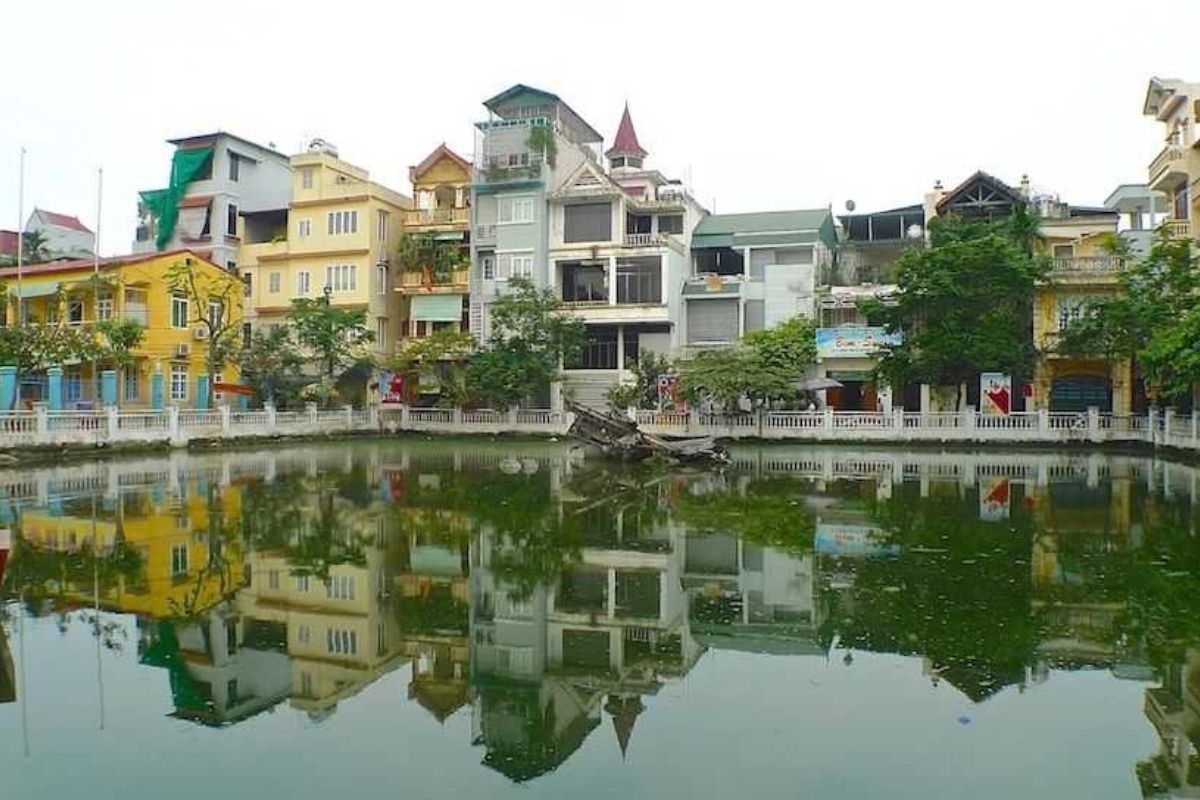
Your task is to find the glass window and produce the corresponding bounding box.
[376,264,387,295]
[377,210,388,240]
[171,543,188,576]
[298,218,311,237]
[617,257,661,304]
[564,203,612,243]
[297,271,311,295]
[226,203,238,238]
[302,168,314,189]
[170,365,188,401]
[208,299,224,330]
[657,215,684,235]
[480,254,494,280]
[568,326,619,370]
[326,264,357,292]
[498,196,535,224]
[561,262,607,303]
[171,294,189,328]
[228,151,240,181]
[97,294,113,321]
[375,317,387,349]
[67,299,84,326]
[269,272,281,293]
[123,369,139,402]
[327,210,358,235]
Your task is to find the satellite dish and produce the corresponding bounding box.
[844,199,856,212]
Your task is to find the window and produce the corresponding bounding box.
[657,214,684,235]
[377,210,388,241]
[300,672,313,697]
[67,299,84,326]
[481,254,495,280]
[226,203,238,238]
[242,273,252,297]
[298,218,311,237]
[326,574,355,600]
[1052,244,1074,258]
[171,544,188,576]
[97,294,113,321]
[497,253,533,281]
[302,167,314,189]
[65,368,82,402]
[268,569,280,590]
[171,294,189,328]
[498,196,535,224]
[296,270,311,295]
[170,365,188,401]
[298,626,311,645]
[1057,296,1092,330]
[568,326,618,370]
[268,272,281,293]
[123,369,139,402]
[242,322,252,347]
[1174,185,1189,221]
[617,257,662,304]
[228,151,240,182]
[561,262,607,303]
[326,628,357,656]
[326,264,357,292]
[208,299,224,330]
[327,210,359,235]
[375,317,387,349]
[376,263,387,295]
[564,203,612,242]
[296,574,310,592]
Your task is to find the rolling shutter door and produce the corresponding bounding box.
[687,299,739,344]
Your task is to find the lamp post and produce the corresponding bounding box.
[321,284,332,407]
[322,284,332,306]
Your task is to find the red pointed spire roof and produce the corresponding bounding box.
[606,104,647,160]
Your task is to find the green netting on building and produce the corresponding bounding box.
[139,147,214,251]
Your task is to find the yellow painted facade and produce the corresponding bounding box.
[241,151,411,358]
[0,250,243,407]
[1032,211,1131,413]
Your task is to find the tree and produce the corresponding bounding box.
[390,327,474,407]
[164,258,244,406]
[20,230,50,265]
[236,326,305,406]
[862,210,1048,409]
[743,315,818,373]
[466,278,583,408]
[1057,230,1200,404]
[606,350,674,411]
[395,232,467,284]
[96,319,146,403]
[288,297,374,405]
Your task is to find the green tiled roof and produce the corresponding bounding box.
[692,209,836,249]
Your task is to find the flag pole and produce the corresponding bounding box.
[16,147,25,323]
[94,168,102,404]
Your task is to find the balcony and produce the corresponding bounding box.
[1149,144,1188,190]
[396,268,469,294]
[403,207,470,228]
[476,152,545,185]
[1049,256,1127,278]
[1163,218,1193,239]
[475,224,496,246]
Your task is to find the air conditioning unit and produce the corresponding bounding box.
[174,343,191,358]
[192,326,210,341]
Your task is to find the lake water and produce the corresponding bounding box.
[1,440,1198,799]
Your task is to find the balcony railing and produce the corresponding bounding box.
[623,233,666,247]
[1049,256,1126,275]
[477,152,545,183]
[475,224,496,245]
[403,207,470,227]
[399,269,469,290]
[1149,144,1186,183]
[1164,219,1193,239]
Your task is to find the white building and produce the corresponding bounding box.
[25,208,95,259]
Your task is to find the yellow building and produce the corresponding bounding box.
[1032,201,1130,413]
[1144,77,1200,243]
[240,148,411,360]
[0,250,243,408]
[396,144,473,340]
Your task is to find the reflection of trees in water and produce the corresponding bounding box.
[673,475,818,556]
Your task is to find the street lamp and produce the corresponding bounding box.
[322,284,332,306]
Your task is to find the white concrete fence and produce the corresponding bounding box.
[0,402,1198,453]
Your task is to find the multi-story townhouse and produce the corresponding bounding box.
[0,250,242,408]
[682,209,837,352]
[1143,77,1200,245]
[240,144,410,363]
[24,209,95,260]
[134,132,292,271]
[396,144,473,341]
[550,105,706,406]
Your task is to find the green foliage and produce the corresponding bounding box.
[95,319,145,371]
[743,315,818,373]
[606,351,675,412]
[525,125,557,169]
[391,328,475,407]
[236,326,305,406]
[288,297,375,394]
[466,278,583,408]
[0,324,99,373]
[862,209,1048,403]
[164,258,244,405]
[1056,230,1200,403]
[395,232,467,282]
[20,230,50,265]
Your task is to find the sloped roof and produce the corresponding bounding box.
[606,104,647,159]
[0,231,17,257]
[935,170,1020,214]
[409,143,472,183]
[34,209,91,233]
[0,248,214,278]
[693,209,832,236]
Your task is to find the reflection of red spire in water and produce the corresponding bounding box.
[605,694,645,759]
[0,529,10,587]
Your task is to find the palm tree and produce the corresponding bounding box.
[1006,202,1044,258]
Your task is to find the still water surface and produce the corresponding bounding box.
[1,441,1199,799]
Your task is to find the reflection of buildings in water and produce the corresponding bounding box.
[0,623,15,704]
[468,505,702,780]
[1137,649,1200,798]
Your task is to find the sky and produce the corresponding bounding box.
[2,0,1199,255]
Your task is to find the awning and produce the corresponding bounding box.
[691,233,734,249]
[434,231,466,241]
[10,281,60,298]
[410,294,463,322]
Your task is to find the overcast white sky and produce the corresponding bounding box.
[3,0,1199,254]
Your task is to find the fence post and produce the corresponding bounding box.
[400,403,411,429]
[453,407,463,428]
[220,405,231,434]
[34,402,48,444]
[892,407,905,437]
[1087,405,1101,443]
[963,405,977,440]
[343,404,354,430]
[756,407,764,438]
[265,402,277,432]
[306,402,318,426]
[1192,409,1198,445]
[105,405,119,442]
[1164,408,1175,444]
[168,406,180,443]
[1148,407,1159,445]
[507,406,519,426]
[822,408,833,438]
[368,403,379,428]
[1038,408,1049,439]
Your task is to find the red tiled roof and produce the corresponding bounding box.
[606,104,647,159]
[409,143,472,183]
[35,208,92,233]
[0,230,18,257]
[0,248,211,278]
